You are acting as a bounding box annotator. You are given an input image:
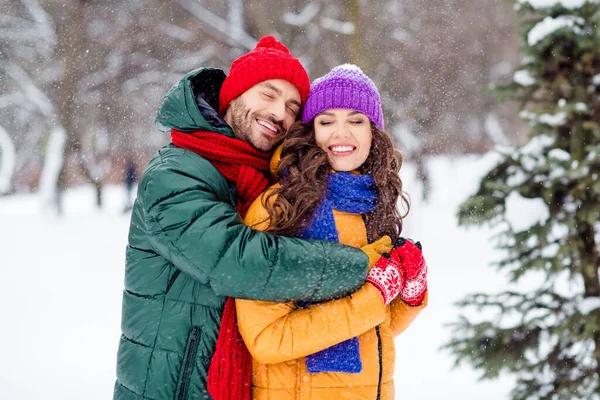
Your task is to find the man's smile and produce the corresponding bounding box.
[256,118,281,136]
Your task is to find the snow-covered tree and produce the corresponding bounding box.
[2,0,200,209]
[445,1,600,399]
[276,0,521,200]
[0,125,16,195]
[3,0,524,208]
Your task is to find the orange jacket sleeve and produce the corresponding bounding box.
[389,291,428,337]
[236,284,386,365]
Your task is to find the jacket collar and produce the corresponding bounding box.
[155,67,235,138]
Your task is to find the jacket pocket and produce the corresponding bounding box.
[176,326,201,400]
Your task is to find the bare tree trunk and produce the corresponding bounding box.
[55,0,87,212]
[228,0,244,46]
[348,0,362,67]
[0,124,16,195]
[78,158,104,207]
[94,180,102,207]
[39,127,66,212]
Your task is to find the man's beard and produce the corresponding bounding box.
[229,98,285,152]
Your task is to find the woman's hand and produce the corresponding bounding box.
[391,238,428,306]
[360,236,393,269]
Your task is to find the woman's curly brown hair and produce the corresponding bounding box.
[259,120,410,243]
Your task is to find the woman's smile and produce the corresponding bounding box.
[329,144,357,156]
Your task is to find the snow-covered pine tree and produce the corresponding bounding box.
[445,1,600,399]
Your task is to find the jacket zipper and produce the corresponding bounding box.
[375,326,383,400]
[178,327,200,400]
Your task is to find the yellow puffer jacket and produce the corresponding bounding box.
[237,185,428,400]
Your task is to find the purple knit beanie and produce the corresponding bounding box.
[302,64,384,130]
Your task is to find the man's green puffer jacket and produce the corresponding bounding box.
[113,68,369,400]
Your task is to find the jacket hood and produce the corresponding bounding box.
[155,67,235,138]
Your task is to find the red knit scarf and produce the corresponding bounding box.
[171,129,272,400]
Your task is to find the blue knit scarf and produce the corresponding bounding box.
[299,171,377,374]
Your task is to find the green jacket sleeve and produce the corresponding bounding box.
[141,147,368,303]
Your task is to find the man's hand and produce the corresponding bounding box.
[360,236,393,269]
[391,237,428,306]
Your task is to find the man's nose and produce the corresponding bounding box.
[269,100,287,125]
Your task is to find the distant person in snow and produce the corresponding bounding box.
[113,37,395,400]
[237,64,429,400]
[123,158,137,212]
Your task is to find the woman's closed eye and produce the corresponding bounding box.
[318,120,334,126]
[350,119,366,125]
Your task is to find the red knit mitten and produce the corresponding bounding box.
[366,254,404,305]
[392,238,428,306]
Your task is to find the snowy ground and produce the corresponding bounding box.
[0,154,516,399]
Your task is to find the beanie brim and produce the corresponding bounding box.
[301,88,384,130]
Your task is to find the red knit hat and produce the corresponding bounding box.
[219,36,310,114]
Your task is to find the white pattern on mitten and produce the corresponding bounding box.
[400,260,427,306]
[366,256,404,305]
